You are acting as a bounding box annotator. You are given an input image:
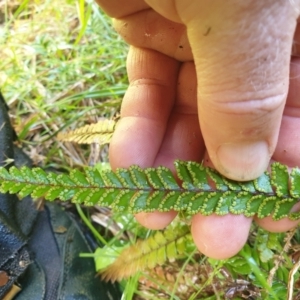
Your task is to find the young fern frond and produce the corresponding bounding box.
[100,223,192,282]
[0,161,300,220]
[57,119,116,145]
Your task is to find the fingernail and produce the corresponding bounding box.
[216,141,270,181]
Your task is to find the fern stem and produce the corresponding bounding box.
[76,204,108,246]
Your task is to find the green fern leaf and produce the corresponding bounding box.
[100,223,192,282]
[254,172,273,193]
[0,167,11,180]
[0,161,300,221]
[229,191,252,215]
[290,167,300,197]
[271,163,289,197]
[32,168,49,184]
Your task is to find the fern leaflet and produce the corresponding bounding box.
[57,119,116,145]
[100,223,192,282]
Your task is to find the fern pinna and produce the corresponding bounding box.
[0,161,300,220]
[99,223,193,282]
[57,119,116,145]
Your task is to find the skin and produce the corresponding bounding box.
[96,0,300,259]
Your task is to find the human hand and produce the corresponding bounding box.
[96,0,300,259]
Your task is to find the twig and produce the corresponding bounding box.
[267,229,296,286]
[288,259,300,300]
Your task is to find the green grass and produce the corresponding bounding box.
[0,0,127,168]
[1,1,300,300]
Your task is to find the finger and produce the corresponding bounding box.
[191,214,252,259]
[272,56,300,166]
[254,212,300,233]
[135,62,206,229]
[152,61,205,168]
[191,1,299,181]
[96,0,192,61]
[292,21,300,56]
[191,53,300,258]
[113,10,192,61]
[109,47,180,229]
[255,56,300,231]
[134,212,178,230]
[189,152,253,259]
[148,0,300,181]
[144,0,181,23]
[95,0,149,18]
[109,46,180,169]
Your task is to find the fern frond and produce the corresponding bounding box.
[100,223,192,282]
[0,161,300,221]
[57,119,116,145]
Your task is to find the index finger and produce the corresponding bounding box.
[95,0,149,18]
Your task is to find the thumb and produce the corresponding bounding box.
[146,0,299,180]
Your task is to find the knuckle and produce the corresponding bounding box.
[207,93,286,116]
